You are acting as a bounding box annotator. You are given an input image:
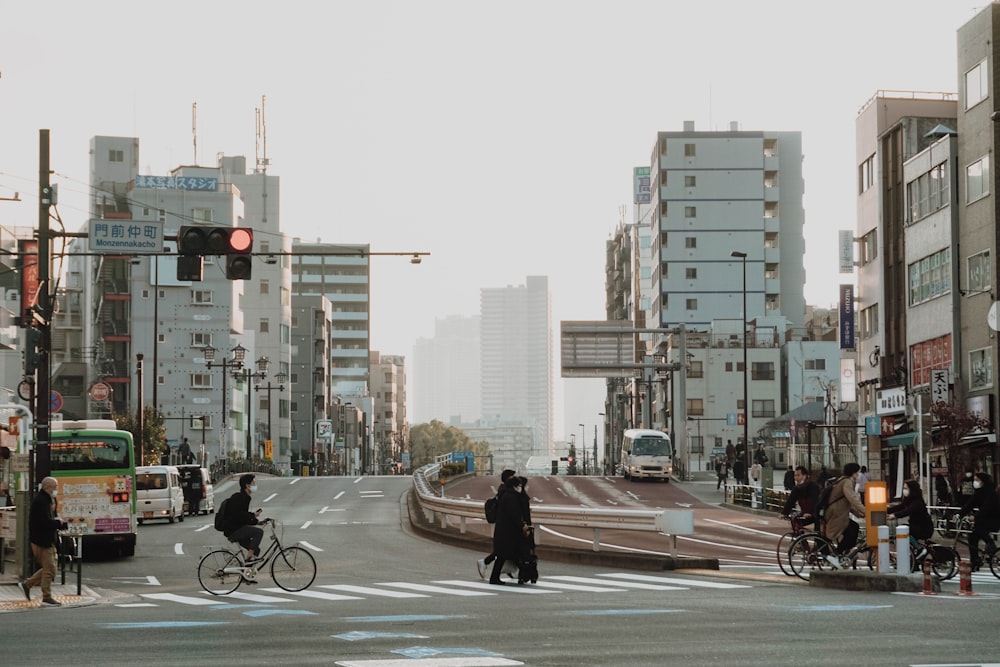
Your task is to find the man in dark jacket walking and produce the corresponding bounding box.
[19,476,67,606]
[488,475,528,585]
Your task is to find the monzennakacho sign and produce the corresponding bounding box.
[88,220,165,254]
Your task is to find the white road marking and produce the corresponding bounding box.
[321,584,429,598]
[433,580,556,594]
[219,590,296,603]
[529,581,625,592]
[301,521,313,529]
[174,543,184,555]
[335,659,523,667]
[259,587,362,601]
[141,592,224,606]
[263,493,278,502]
[334,491,345,500]
[599,572,751,589]
[298,541,323,552]
[545,575,685,591]
[378,582,495,596]
[112,576,160,586]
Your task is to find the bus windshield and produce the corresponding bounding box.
[51,436,132,471]
[632,437,672,457]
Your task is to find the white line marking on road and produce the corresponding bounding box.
[599,572,751,589]
[320,584,429,598]
[301,521,313,529]
[141,592,224,606]
[218,590,296,603]
[298,541,322,552]
[334,491,345,500]
[263,493,278,502]
[116,603,159,607]
[546,575,685,591]
[352,477,364,484]
[112,576,160,586]
[174,543,184,555]
[334,658,523,667]
[529,581,626,592]
[433,580,556,594]
[259,587,363,601]
[289,478,300,484]
[378,582,495,596]
[196,524,212,532]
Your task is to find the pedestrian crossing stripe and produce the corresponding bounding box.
[131,572,752,607]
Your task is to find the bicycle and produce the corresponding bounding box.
[787,524,869,581]
[776,514,815,577]
[853,537,959,580]
[198,518,317,595]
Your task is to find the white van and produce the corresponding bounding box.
[136,465,185,524]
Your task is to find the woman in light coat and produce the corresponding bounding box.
[821,462,866,566]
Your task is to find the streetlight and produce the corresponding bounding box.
[597,413,605,475]
[203,344,247,463]
[254,367,286,460]
[232,356,269,460]
[730,250,750,483]
[579,423,586,475]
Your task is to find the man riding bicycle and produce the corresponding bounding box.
[220,474,266,563]
[820,462,867,568]
[780,465,820,527]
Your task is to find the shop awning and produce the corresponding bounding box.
[884,432,917,447]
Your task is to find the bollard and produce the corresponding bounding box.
[919,559,935,596]
[877,525,891,573]
[957,560,977,596]
[896,524,910,575]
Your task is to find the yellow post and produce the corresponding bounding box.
[866,481,887,547]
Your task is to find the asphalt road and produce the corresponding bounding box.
[2,474,998,667]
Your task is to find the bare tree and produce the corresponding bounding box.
[930,400,991,490]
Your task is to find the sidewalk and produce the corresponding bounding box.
[0,570,100,612]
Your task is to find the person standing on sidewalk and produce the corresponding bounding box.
[19,476,68,606]
[715,457,729,490]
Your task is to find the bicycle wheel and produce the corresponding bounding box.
[198,549,243,595]
[928,546,958,580]
[788,534,832,581]
[271,546,316,591]
[776,532,797,576]
[988,551,1000,580]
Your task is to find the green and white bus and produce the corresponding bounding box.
[49,419,137,557]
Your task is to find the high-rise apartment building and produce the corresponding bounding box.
[480,276,552,461]
[412,315,481,425]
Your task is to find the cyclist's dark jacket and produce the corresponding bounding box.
[782,480,820,519]
[960,485,1000,532]
[888,494,933,540]
[221,490,260,538]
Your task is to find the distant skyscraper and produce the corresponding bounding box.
[480,276,552,459]
[412,315,481,425]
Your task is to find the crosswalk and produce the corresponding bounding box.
[126,572,750,609]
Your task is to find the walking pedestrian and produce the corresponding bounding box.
[783,465,795,491]
[19,477,68,606]
[488,475,529,585]
[715,457,729,490]
[477,469,517,579]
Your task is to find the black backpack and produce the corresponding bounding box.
[816,476,843,518]
[214,497,229,532]
[484,496,499,524]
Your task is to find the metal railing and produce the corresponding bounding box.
[412,463,670,552]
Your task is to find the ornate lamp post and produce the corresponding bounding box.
[203,343,246,462]
[730,250,750,480]
[233,356,269,460]
[255,369,287,460]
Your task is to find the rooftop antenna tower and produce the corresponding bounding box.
[255,95,270,228]
[192,102,198,165]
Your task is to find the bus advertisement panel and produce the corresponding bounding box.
[49,420,136,557]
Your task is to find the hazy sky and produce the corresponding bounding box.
[0,1,984,441]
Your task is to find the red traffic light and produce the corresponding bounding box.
[178,225,254,255]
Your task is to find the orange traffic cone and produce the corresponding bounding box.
[957,559,977,596]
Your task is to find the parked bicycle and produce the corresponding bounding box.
[777,514,815,577]
[198,518,317,595]
[852,537,959,580]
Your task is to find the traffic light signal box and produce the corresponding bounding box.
[176,225,254,280]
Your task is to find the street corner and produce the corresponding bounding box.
[0,583,99,613]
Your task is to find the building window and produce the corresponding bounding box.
[859,154,876,194]
[751,362,775,381]
[685,237,697,249]
[725,362,733,372]
[685,206,696,218]
[684,143,696,157]
[804,359,826,371]
[660,294,669,309]
[158,208,166,222]
[192,208,213,222]
[260,317,269,333]
[859,229,878,265]
[109,149,124,162]
[859,305,879,339]
[660,231,668,247]
[659,201,668,217]
[966,59,989,110]
[765,295,779,310]
[969,347,993,391]
[910,334,953,388]
[968,250,991,293]
[908,248,951,306]
[906,162,949,223]
[191,332,212,348]
[752,399,776,418]
[686,398,704,415]
[659,137,667,154]
[660,262,669,279]
[190,373,212,389]
[685,267,697,280]
[763,139,778,157]
[966,155,990,203]
[260,280,270,295]
[659,170,668,186]
[764,171,778,188]
[685,175,696,187]
[686,298,697,310]
[690,435,703,454]
[764,202,778,218]
[191,290,213,305]
[688,360,703,378]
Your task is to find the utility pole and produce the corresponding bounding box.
[34,129,53,483]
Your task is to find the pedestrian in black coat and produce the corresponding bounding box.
[488,475,528,585]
